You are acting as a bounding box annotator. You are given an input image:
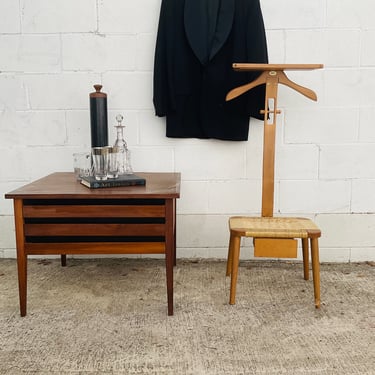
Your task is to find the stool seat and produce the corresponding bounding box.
[229,216,321,239]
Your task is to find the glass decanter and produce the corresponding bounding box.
[113,114,133,175]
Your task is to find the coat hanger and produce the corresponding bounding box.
[226,63,323,102]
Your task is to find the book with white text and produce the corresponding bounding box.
[80,174,146,189]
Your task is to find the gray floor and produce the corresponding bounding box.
[0,258,374,374]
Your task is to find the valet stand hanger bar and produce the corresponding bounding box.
[225,63,323,309]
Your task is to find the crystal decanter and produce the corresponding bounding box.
[113,114,133,175]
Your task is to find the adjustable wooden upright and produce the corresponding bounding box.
[225,63,323,308]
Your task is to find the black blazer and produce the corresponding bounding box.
[153,0,268,141]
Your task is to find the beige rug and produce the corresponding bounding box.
[0,258,374,374]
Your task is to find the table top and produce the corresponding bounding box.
[5,172,181,199]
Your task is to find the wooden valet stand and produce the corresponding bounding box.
[225,63,323,308]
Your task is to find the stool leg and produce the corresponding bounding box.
[302,238,309,280]
[226,232,235,276]
[229,235,241,305]
[310,238,321,308]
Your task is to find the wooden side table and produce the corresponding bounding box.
[5,172,181,316]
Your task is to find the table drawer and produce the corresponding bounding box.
[24,223,165,237]
[23,203,165,218]
[22,198,167,244]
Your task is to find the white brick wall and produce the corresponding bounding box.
[0,0,374,261]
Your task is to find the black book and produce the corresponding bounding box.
[80,174,146,189]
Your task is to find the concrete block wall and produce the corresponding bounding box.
[1,0,374,262]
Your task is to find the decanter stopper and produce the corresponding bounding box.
[116,114,123,124]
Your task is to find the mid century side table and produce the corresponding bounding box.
[5,172,181,316]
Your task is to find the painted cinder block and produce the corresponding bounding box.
[24,73,101,110]
[177,214,229,249]
[320,144,375,179]
[138,111,173,146]
[0,0,20,33]
[359,107,375,142]
[130,147,174,173]
[208,180,262,215]
[1,110,66,146]
[177,181,210,215]
[0,35,60,73]
[0,217,15,249]
[324,70,361,107]
[276,144,319,180]
[262,0,325,29]
[351,180,375,213]
[284,108,359,144]
[0,75,28,111]
[98,0,160,34]
[319,247,351,263]
[279,180,351,214]
[327,0,374,29]
[103,72,153,110]
[361,30,375,67]
[174,143,246,181]
[285,30,360,68]
[62,34,136,72]
[316,214,375,248]
[136,34,157,71]
[0,181,30,215]
[21,0,96,33]
[350,247,375,262]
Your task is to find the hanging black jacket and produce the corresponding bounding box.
[153,0,268,141]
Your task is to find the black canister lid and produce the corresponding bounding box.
[90,84,107,98]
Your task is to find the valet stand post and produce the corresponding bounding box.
[259,70,280,217]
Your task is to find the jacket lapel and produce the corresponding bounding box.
[184,0,235,65]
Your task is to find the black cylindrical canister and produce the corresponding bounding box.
[89,84,108,147]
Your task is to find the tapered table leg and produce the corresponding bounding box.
[165,199,174,315]
[61,255,67,267]
[173,199,177,267]
[14,199,27,317]
[17,253,27,317]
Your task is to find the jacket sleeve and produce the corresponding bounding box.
[153,0,171,117]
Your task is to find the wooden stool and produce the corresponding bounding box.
[225,64,323,308]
